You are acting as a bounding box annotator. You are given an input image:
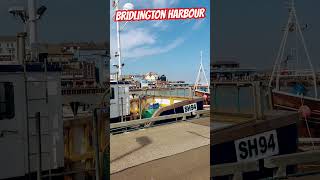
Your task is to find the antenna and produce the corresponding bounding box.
[8,7,28,23]
[9,0,47,61]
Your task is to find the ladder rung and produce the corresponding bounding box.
[28,116,49,119]
[25,80,47,83]
[30,133,50,136]
[29,152,50,156]
[27,98,47,101]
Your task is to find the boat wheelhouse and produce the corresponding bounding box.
[110,81,131,123]
[0,63,64,179]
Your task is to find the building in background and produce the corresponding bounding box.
[61,61,96,88]
[0,36,17,62]
[37,42,108,88]
[212,60,256,81]
[145,72,159,82]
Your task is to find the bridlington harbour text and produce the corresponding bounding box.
[115,8,206,21]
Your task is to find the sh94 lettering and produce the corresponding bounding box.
[183,103,197,113]
[235,130,279,161]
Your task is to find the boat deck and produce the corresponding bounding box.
[110,117,210,179]
[211,110,299,145]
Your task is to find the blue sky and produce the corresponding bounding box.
[110,0,210,84]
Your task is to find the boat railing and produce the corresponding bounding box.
[62,87,106,95]
[211,160,259,180]
[110,109,210,134]
[264,150,320,178]
[129,87,193,98]
[210,150,320,180]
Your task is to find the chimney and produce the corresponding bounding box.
[17,32,27,64]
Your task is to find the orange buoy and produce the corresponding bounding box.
[299,105,311,118]
[203,94,208,100]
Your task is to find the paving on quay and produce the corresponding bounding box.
[110,117,210,179]
[111,145,210,180]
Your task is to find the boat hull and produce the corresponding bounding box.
[272,90,320,137]
[211,112,298,179]
[111,97,204,124]
[272,90,320,120]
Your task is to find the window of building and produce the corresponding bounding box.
[111,87,115,100]
[0,82,15,120]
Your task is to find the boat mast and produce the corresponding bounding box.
[268,0,317,98]
[114,0,123,80]
[28,0,38,60]
[194,51,209,91]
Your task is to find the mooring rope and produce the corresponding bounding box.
[299,95,316,150]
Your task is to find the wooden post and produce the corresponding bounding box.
[237,86,240,113]
[213,84,217,110]
[255,82,263,120]
[252,84,257,119]
[268,86,274,110]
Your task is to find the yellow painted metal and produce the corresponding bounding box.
[63,112,108,178]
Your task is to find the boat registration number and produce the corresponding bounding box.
[183,103,197,113]
[234,130,279,162]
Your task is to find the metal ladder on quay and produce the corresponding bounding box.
[24,59,53,180]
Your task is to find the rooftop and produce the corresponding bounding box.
[0,36,16,42]
[212,61,240,66]
[39,42,108,54]
[212,68,257,73]
[0,64,62,72]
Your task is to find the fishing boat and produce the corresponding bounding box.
[268,0,320,137]
[130,93,203,121]
[110,82,204,124]
[211,81,299,179]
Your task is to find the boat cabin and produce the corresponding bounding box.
[0,63,64,179]
[110,81,130,123]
